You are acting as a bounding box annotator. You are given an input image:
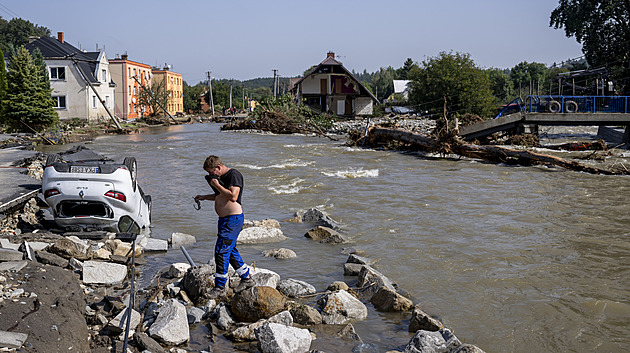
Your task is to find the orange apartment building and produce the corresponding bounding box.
[109,54,152,120]
[152,67,183,116]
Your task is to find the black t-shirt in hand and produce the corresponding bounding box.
[205,168,244,205]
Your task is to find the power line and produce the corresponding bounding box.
[0,2,19,18]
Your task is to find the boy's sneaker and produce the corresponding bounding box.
[234,276,255,293]
[208,286,227,299]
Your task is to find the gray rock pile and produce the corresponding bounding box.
[1,207,486,353]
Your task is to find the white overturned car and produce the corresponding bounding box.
[41,148,151,233]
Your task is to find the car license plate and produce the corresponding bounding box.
[70,166,99,173]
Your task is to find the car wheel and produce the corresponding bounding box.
[145,195,152,223]
[123,157,137,192]
[548,101,561,113]
[45,153,61,166]
[565,100,578,113]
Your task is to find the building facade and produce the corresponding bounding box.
[152,67,183,116]
[292,52,378,117]
[109,55,152,120]
[25,32,116,122]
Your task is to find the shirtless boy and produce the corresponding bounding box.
[194,155,251,297]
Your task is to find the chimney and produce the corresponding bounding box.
[327,51,335,59]
[57,32,64,43]
[121,54,128,60]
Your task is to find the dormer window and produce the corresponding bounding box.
[50,67,65,80]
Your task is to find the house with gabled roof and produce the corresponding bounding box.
[292,52,378,117]
[24,32,116,122]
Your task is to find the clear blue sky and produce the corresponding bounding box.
[1,0,582,84]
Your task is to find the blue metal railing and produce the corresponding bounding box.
[495,95,630,118]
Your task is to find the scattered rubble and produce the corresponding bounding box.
[0,203,486,353]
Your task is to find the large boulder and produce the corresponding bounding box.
[357,265,396,297]
[229,310,293,342]
[82,261,127,285]
[244,219,282,229]
[247,267,281,288]
[170,232,196,247]
[148,299,190,346]
[133,332,166,353]
[255,322,312,353]
[104,239,143,257]
[139,237,169,252]
[0,248,24,262]
[35,251,68,268]
[346,254,373,266]
[289,304,322,326]
[48,238,89,260]
[343,263,364,276]
[238,227,287,244]
[209,302,235,331]
[304,226,347,244]
[262,248,297,259]
[409,305,444,332]
[371,287,413,312]
[168,263,191,278]
[318,290,367,324]
[231,286,287,323]
[107,308,141,334]
[277,278,316,298]
[302,208,340,229]
[179,264,215,303]
[403,328,461,353]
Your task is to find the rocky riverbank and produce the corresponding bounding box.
[1,195,486,352]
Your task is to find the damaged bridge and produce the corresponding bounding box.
[459,95,630,142]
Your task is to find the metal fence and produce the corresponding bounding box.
[496,95,630,118]
[524,95,630,114]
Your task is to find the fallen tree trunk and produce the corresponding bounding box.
[367,127,620,175]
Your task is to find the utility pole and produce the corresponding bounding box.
[272,69,278,100]
[206,71,215,116]
[229,79,233,113]
[242,86,245,111]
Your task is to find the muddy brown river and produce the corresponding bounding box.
[42,123,630,352]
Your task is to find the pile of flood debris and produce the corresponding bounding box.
[0,206,487,353]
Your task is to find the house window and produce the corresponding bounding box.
[52,96,66,109]
[50,67,65,80]
[92,96,97,109]
[102,69,107,82]
[105,95,110,108]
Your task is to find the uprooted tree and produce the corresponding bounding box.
[350,116,625,175]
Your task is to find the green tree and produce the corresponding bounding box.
[486,68,514,103]
[371,66,397,102]
[0,49,7,118]
[550,0,630,90]
[250,86,272,101]
[2,46,57,132]
[396,58,419,80]
[408,51,496,118]
[510,61,548,97]
[205,80,246,112]
[0,17,50,57]
[183,81,204,112]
